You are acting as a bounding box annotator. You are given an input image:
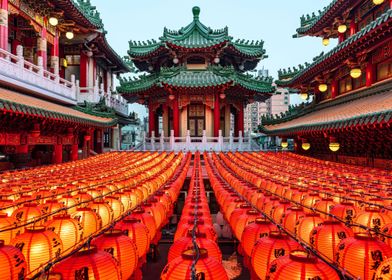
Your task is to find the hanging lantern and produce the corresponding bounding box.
[310,220,354,261]
[168,231,222,263]
[129,207,157,241]
[49,17,59,27]
[350,67,362,79]
[266,250,340,280]
[91,201,114,227]
[11,203,43,226]
[30,124,40,138]
[65,31,74,40]
[91,230,138,280]
[234,209,262,240]
[40,199,64,215]
[241,218,278,257]
[282,206,306,233]
[300,92,308,100]
[58,195,78,214]
[329,136,340,152]
[281,139,288,149]
[373,0,385,4]
[335,233,392,280]
[169,94,175,100]
[50,246,121,280]
[296,213,324,244]
[330,202,358,223]
[173,57,179,64]
[71,207,102,237]
[354,207,392,233]
[0,213,18,244]
[115,217,150,258]
[301,140,311,151]
[161,248,229,280]
[251,231,300,280]
[0,199,17,216]
[338,24,347,33]
[105,196,125,220]
[219,93,226,99]
[11,226,63,274]
[322,38,330,46]
[314,198,336,219]
[0,240,27,280]
[318,83,328,92]
[45,214,83,252]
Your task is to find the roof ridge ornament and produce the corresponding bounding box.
[192,6,201,21]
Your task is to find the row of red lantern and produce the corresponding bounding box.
[204,152,341,280]
[0,152,176,239]
[161,152,228,280]
[241,152,391,208]
[0,152,189,279]
[223,152,392,234]
[46,152,192,280]
[212,152,392,280]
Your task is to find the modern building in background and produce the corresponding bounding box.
[244,70,290,132]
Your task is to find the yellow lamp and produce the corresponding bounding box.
[338,24,347,34]
[49,17,58,27]
[350,68,362,79]
[66,31,74,40]
[318,84,328,92]
[281,141,288,149]
[373,0,385,4]
[329,142,340,152]
[302,142,311,151]
[300,92,308,100]
[322,38,330,46]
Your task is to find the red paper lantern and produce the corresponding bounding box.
[71,207,102,237]
[0,240,27,280]
[92,230,138,280]
[251,231,300,279]
[130,208,157,241]
[50,246,121,280]
[266,250,340,280]
[0,213,18,244]
[296,213,324,244]
[161,249,229,280]
[335,233,392,280]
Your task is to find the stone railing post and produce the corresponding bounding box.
[37,56,44,76]
[248,130,252,151]
[142,131,146,151]
[170,129,174,151]
[16,45,24,68]
[186,130,191,150]
[218,130,223,151]
[229,131,233,151]
[239,131,243,151]
[70,74,76,99]
[160,130,164,151]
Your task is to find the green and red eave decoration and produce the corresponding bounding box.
[117,65,275,102]
[128,6,266,60]
[276,8,392,87]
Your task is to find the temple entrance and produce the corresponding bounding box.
[188,104,205,137]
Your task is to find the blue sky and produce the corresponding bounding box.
[93,0,336,118]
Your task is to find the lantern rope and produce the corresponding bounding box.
[191,153,201,280]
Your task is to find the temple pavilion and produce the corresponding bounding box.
[118,7,274,138]
[261,0,392,168]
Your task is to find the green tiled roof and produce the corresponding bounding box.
[128,6,265,58]
[72,0,104,28]
[118,66,274,95]
[277,8,392,87]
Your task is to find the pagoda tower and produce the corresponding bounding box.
[118,7,274,138]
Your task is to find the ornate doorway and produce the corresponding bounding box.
[188,104,205,137]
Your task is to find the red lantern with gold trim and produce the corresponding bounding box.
[0,240,27,280]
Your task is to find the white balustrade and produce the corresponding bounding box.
[0,46,76,104]
[139,130,262,152]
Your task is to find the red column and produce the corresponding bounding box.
[338,33,345,44]
[214,92,220,137]
[173,96,180,137]
[148,103,155,137]
[80,51,88,87]
[0,0,8,51]
[331,80,338,99]
[350,21,357,36]
[50,32,60,74]
[366,61,375,87]
[37,28,48,69]
[53,144,63,164]
[71,144,79,161]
